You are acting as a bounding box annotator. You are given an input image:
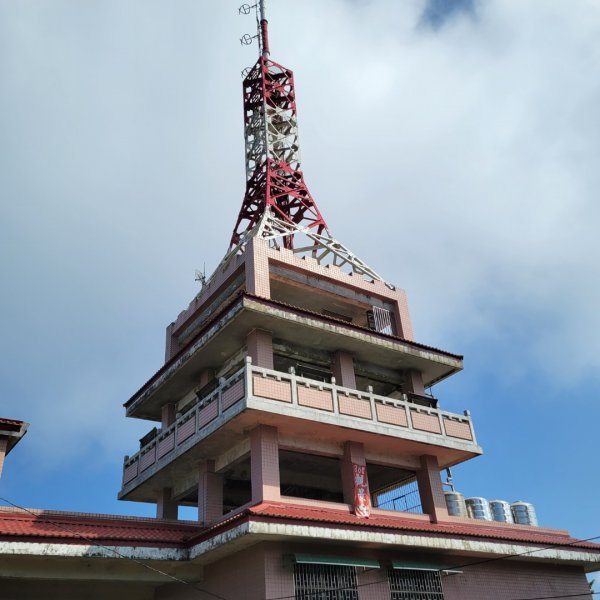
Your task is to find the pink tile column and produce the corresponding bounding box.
[404,369,425,396]
[0,438,7,479]
[245,238,271,298]
[393,289,415,341]
[247,329,274,369]
[161,403,176,428]
[332,351,356,389]
[251,425,280,503]
[340,441,367,506]
[164,322,177,362]
[198,459,223,524]
[156,487,178,520]
[416,454,449,523]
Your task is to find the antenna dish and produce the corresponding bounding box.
[240,33,255,46]
[238,3,255,15]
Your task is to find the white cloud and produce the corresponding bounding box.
[1,0,599,474]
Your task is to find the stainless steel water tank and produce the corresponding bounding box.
[465,497,492,520]
[490,500,514,523]
[444,491,467,517]
[511,501,538,526]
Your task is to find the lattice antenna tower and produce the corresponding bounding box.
[211,1,391,289]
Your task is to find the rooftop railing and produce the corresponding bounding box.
[122,359,477,489]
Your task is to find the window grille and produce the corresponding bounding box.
[367,306,394,335]
[373,477,423,514]
[294,564,359,600]
[388,568,444,600]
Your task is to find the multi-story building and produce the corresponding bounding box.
[0,4,598,599]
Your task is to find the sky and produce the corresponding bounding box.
[1,0,599,583]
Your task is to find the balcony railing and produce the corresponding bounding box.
[122,359,477,489]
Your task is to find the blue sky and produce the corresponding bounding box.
[1,0,599,584]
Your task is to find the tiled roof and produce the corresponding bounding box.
[0,508,202,547]
[1,502,598,554]
[0,418,25,427]
[247,502,600,551]
[125,291,462,410]
[245,294,463,360]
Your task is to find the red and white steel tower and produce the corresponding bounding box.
[226,0,388,286]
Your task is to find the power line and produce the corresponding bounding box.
[0,496,229,600]
[509,593,598,600]
[1,495,598,600]
[443,533,600,572]
[266,533,600,600]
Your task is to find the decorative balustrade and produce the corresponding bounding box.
[122,366,246,486]
[122,359,476,488]
[250,363,476,444]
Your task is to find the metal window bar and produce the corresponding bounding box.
[373,477,423,514]
[389,569,444,600]
[294,564,359,600]
[372,306,394,335]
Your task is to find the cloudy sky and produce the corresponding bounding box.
[1,0,599,579]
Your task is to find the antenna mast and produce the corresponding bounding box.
[230,2,390,287]
[259,0,269,56]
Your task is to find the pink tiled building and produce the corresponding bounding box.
[1,4,598,599]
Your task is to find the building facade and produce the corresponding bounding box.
[0,4,598,600]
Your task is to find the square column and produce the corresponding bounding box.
[250,425,280,503]
[341,441,371,516]
[404,369,425,396]
[0,438,7,479]
[156,488,178,520]
[245,238,270,298]
[416,455,449,523]
[198,460,223,525]
[161,403,176,429]
[247,329,274,369]
[332,351,356,389]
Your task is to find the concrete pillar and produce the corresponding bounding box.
[250,425,280,503]
[392,289,415,341]
[340,441,367,506]
[416,455,449,523]
[245,237,270,298]
[0,438,7,479]
[332,351,356,389]
[164,322,177,362]
[198,460,223,524]
[247,329,274,369]
[161,404,176,429]
[199,369,215,389]
[404,369,425,396]
[156,488,178,520]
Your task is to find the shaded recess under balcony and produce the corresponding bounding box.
[119,360,481,504]
[124,294,464,420]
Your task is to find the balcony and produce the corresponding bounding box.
[120,359,481,499]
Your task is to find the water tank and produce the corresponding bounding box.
[444,491,467,517]
[465,497,492,520]
[511,501,538,526]
[489,500,514,523]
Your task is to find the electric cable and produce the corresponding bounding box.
[0,496,229,600]
[1,495,598,600]
[266,532,600,600]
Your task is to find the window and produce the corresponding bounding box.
[294,564,359,600]
[389,568,444,600]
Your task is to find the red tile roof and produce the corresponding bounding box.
[0,508,202,547]
[125,292,462,411]
[247,502,600,551]
[0,418,26,427]
[1,502,598,555]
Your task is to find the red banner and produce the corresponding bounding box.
[352,463,371,518]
